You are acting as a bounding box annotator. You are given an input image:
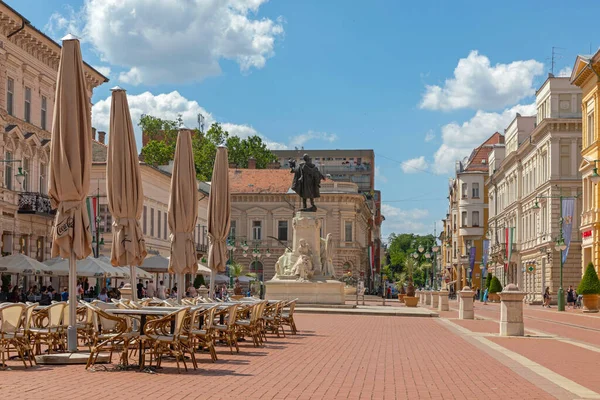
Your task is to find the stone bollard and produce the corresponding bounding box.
[499,283,526,336]
[438,290,449,311]
[425,290,432,305]
[458,286,475,319]
[120,284,133,301]
[431,291,439,308]
[418,290,424,304]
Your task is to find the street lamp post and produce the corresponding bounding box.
[432,245,440,290]
[533,192,580,312]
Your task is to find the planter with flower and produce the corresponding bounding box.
[578,262,600,313]
[488,276,502,302]
[403,260,419,307]
[229,262,246,300]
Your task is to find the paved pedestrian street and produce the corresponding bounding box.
[7,302,600,400]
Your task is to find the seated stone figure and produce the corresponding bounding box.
[292,239,314,281]
[274,249,293,278]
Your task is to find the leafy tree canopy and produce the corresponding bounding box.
[385,233,437,288]
[139,114,277,181]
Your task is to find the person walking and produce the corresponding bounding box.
[483,287,489,305]
[157,280,166,300]
[566,285,575,309]
[146,280,156,298]
[543,287,551,308]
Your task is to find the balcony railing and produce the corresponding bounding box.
[18,192,55,216]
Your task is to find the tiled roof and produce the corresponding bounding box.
[229,168,292,194]
[464,132,504,172]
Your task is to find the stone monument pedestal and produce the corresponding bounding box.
[499,284,526,336]
[438,290,449,311]
[459,286,474,319]
[265,211,343,305]
[265,277,344,304]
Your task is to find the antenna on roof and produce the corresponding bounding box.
[547,46,564,75]
[197,113,205,133]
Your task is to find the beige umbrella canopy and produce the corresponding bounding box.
[207,146,231,297]
[168,129,199,301]
[0,254,45,276]
[48,35,92,352]
[107,87,147,300]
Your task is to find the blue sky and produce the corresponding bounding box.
[16,0,600,239]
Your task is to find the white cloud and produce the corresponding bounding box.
[558,66,572,78]
[288,131,337,148]
[401,156,428,174]
[420,51,544,111]
[92,65,111,78]
[381,204,431,236]
[424,130,435,142]
[47,0,284,85]
[91,90,335,151]
[431,103,536,174]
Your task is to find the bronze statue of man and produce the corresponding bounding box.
[291,154,325,212]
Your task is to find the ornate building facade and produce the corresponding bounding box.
[0,2,107,265]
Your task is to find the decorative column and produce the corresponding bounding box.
[499,283,526,336]
[458,286,475,319]
[431,291,439,308]
[438,289,449,311]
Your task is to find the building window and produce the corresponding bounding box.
[472,183,479,198]
[6,78,14,116]
[461,211,467,227]
[163,212,167,239]
[157,210,161,239]
[22,158,30,191]
[588,112,595,147]
[24,87,31,123]
[39,164,46,194]
[278,221,288,241]
[143,206,147,235]
[560,144,570,176]
[345,221,353,242]
[5,152,12,190]
[461,183,468,198]
[229,220,236,239]
[150,208,154,237]
[41,96,47,130]
[252,221,262,240]
[472,211,479,227]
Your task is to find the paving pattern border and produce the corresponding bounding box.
[437,318,600,400]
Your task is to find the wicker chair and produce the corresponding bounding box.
[30,302,66,355]
[187,305,219,362]
[16,302,39,366]
[236,301,267,347]
[263,301,286,338]
[144,307,194,373]
[214,304,239,354]
[281,299,298,334]
[0,303,28,369]
[84,303,138,369]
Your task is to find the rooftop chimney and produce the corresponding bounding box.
[98,131,106,145]
[92,127,97,141]
[247,157,256,169]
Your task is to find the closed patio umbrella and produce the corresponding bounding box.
[106,87,147,300]
[48,35,93,352]
[168,130,199,302]
[207,146,231,298]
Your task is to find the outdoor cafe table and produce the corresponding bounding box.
[106,308,173,367]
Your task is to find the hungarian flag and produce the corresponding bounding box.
[86,197,97,239]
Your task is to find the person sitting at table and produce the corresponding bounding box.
[8,286,20,303]
[61,287,69,301]
[187,284,197,298]
[170,286,178,298]
[39,286,51,305]
[98,287,109,302]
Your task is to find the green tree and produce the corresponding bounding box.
[193,274,206,289]
[139,115,276,181]
[489,276,503,294]
[578,262,600,295]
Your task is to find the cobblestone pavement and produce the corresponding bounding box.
[1,313,555,400]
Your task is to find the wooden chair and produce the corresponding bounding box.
[214,304,239,354]
[281,299,298,334]
[144,307,194,373]
[236,301,267,347]
[263,301,286,338]
[187,305,219,362]
[30,302,66,355]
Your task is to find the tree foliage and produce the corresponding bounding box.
[193,274,206,289]
[489,276,503,294]
[139,114,277,181]
[386,233,437,287]
[485,272,492,290]
[578,262,600,295]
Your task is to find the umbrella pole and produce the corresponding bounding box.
[130,265,137,301]
[67,253,78,352]
[210,270,215,299]
[177,273,184,302]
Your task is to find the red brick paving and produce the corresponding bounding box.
[0,314,554,399]
[488,337,600,394]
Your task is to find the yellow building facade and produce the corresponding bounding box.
[572,52,600,273]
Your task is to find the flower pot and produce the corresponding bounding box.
[344,286,357,295]
[398,294,405,303]
[404,296,418,307]
[582,294,599,313]
[488,293,500,303]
